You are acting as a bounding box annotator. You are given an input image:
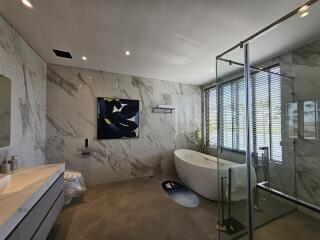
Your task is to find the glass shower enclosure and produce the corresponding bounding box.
[215,1,320,239]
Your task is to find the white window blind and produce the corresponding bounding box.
[215,65,282,161]
[218,78,246,151]
[204,87,217,147]
[251,65,283,162]
[205,65,283,162]
[251,71,270,157]
[270,66,282,162]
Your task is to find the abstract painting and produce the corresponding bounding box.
[97,97,140,139]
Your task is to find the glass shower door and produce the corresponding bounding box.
[248,62,297,240]
[248,2,320,239]
[216,45,251,240]
[216,2,320,240]
[216,45,297,240]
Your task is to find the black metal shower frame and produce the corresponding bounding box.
[215,1,320,239]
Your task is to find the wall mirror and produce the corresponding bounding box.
[0,74,11,148]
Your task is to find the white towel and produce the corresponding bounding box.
[226,164,257,201]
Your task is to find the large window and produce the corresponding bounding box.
[218,78,246,151]
[204,65,283,162]
[204,87,217,147]
[251,65,282,162]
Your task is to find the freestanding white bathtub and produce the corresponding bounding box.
[174,149,237,201]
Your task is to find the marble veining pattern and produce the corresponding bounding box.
[0,15,46,167]
[292,40,320,207]
[46,64,201,185]
[259,40,320,208]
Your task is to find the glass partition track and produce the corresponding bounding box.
[243,43,253,240]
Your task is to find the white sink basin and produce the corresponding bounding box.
[0,168,55,195]
[0,175,11,194]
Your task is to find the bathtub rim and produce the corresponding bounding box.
[174,149,235,170]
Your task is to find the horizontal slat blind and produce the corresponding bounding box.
[204,87,217,147]
[250,65,282,162]
[218,78,246,151]
[205,65,283,162]
[251,71,270,158]
[269,66,282,162]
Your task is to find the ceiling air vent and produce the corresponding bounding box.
[53,49,72,59]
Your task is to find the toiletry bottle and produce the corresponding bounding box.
[9,156,17,171]
[2,160,10,173]
[0,163,5,173]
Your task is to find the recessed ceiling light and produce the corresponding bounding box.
[22,0,33,8]
[299,5,309,12]
[300,12,309,18]
[210,69,214,72]
[82,56,87,61]
[125,50,130,56]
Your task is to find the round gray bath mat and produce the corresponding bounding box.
[162,180,199,208]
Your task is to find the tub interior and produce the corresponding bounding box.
[175,149,237,170]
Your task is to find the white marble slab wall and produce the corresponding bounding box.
[0,15,46,167]
[291,40,320,208]
[261,40,320,208]
[46,64,201,185]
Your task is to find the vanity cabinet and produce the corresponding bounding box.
[5,230,17,240]
[6,174,64,240]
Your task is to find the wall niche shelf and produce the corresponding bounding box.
[152,107,175,113]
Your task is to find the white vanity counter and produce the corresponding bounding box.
[0,164,65,240]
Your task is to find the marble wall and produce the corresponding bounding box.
[263,40,320,208]
[291,40,320,208]
[0,16,46,167]
[46,64,201,185]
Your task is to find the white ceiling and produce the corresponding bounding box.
[0,0,307,85]
[217,2,320,79]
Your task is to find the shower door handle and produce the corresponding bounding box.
[259,146,269,183]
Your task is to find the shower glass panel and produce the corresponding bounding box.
[216,45,250,240]
[217,2,320,239]
[247,63,297,240]
[247,2,320,239]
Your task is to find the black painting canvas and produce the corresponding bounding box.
[97,97,140,139]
